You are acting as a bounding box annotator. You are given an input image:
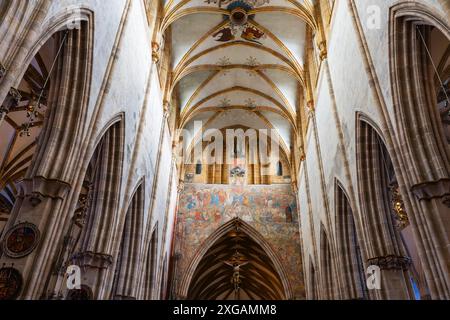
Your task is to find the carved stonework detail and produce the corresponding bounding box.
[0,87,21,118]
[185,173,194,183]
[163,100,171,119]
[389,183,409,230]
[443,196,450,208]
[178,180,185,193]
[152,42,160,63]
[0,267,23,300]
[72,251,113,270]
[411,179,450,207]
[318,41,328,61]
[2,223,41,258]
[367,255,412,271]
[306,100,315,118]
[20,177,72,202]
[299,147,306,162]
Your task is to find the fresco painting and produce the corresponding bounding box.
[174,184,305,298]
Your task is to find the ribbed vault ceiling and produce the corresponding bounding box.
[165,0,317,158]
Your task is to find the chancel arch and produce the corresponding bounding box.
[1,0,449,302]
[182,219,292,300]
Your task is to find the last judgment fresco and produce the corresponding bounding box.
[173,184,305,299]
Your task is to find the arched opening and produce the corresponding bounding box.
[319,227,334,300]
[390,4,450,299]
[143,227,158,300]
[160,255,169,300]
[0,32,62,238]
[277,161,283,177]
[49,118,125,300]
[195,161,202,175]
[0,17,94,299]
[357,116,427,299]
[335,182,366,300]
[112,184,145,300]
[307,259,319,300]
[186,220,288,300]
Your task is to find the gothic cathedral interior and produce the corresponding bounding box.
[0,0,449,301]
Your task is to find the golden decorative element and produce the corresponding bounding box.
[152,42,160,63]
[390,183,409,230]
[318,41,328,61]
[299,147,306,162]
[163,100,171,119]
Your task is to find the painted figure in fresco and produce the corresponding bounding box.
[213,27,235,42]
[232,193,244,205]
[285,206,293,223]
[186,196,196,210]
[241,26,265,44]
[210,192,220,206]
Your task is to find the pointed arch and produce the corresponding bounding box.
[307,258,319,300]
[79,116,125,257]
[388,2,450,299]
[178,218,294,300]
[112,182,145,300]
[319,225,334,300]
[335,179,366,300]
[143,224,159,300]
[356,113,413,299]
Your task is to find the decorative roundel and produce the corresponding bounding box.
[3,223,40,259]
[67,285,93,301]
[0,268,23,300]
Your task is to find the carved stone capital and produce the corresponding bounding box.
[178,180,185,193]
[411,178,450,207]
[0,87,21,117]
[73,251,113,270]
[163,100,171,119]
[291,182,298,193]
[306,100,315,117]
[19,176,72,205]
[299,147,306,162]
[152,42,160,63]
[367,255,412,271]
[318,41,328,61]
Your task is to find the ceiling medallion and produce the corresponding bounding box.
[217,56,231,76]
[2,222,41,258]
[0,267,23,300]
[245,56,260,77]
[205,0,270,9]
[212,1,266,45]
[245,98,257,109]
[219,98,231,108]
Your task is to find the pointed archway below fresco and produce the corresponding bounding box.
[179,218,293,300]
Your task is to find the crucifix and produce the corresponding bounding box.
[223,251,249,300]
